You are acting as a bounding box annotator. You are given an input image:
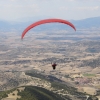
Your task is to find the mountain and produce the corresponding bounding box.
[0,16,100,32]
[71,16,100,29]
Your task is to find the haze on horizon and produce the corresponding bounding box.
[0,0,100,22]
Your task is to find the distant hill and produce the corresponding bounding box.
[0,16,100,32]
[72,16,100,29]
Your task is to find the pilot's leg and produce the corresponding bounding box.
[53,66,55,70]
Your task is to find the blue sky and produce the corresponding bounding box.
[0,0,100,21]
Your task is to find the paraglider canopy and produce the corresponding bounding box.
[21,18,76,39]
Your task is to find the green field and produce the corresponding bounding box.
[83,73,96,77]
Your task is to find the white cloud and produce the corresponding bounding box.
[0,3,40,12]
[76,6,100,11]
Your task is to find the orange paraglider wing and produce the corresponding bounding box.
[21,18,76,39]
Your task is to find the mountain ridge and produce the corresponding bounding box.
[0,16,100,32]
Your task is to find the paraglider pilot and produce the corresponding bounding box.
[51,63,57,70]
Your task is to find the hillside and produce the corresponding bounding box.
[0,86,65,100]
[0,72,98,100]
[17,86,65,100]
